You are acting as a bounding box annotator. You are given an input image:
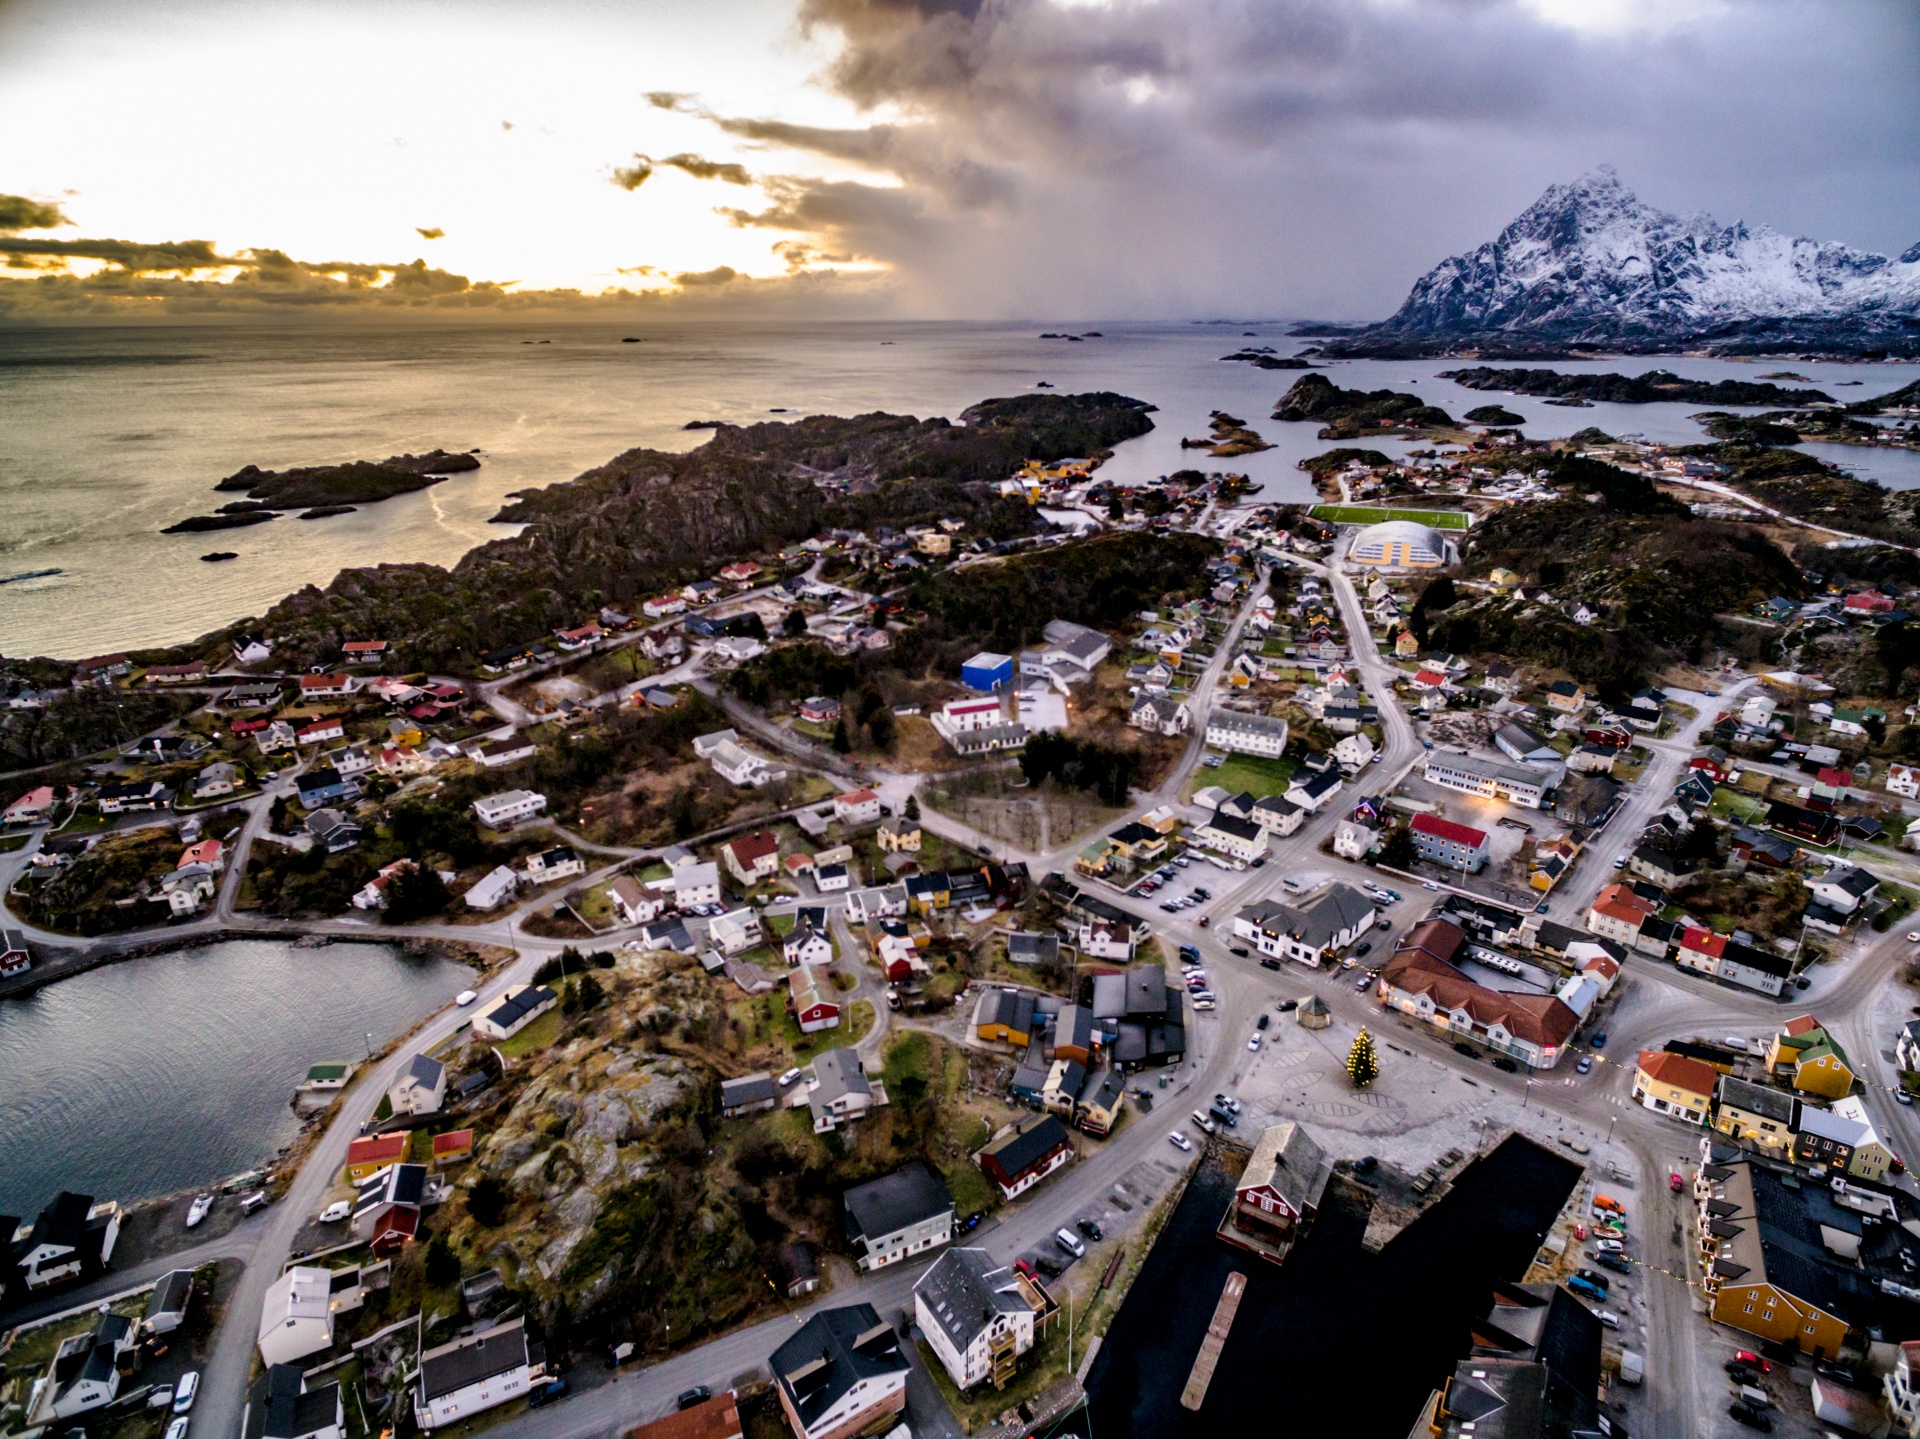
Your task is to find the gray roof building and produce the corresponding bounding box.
[843,1163,954,1250]
[770,1304,909,1437]
[914,1247,1030,1357]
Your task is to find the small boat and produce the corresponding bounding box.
[0,567,61,585]
[186,1194,213,1228]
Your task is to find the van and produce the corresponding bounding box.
[317,1201,351,1224]
[778,1067,803,1088]
[1567,1275,1606,1302]
[1618,1351,1644,1387]
[172,1372,199,1414]
[1738,1385,1771,1409]
[1055,1228,1086,1259]
[238,1192,270,1215]
[1593,1194,1624,1215]
[1191,1111,1217,1134]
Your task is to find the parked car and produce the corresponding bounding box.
[1035,1255,1062,1277]
[1260,957,1281,970]
[1247,1034,1262,1051]
[1256,1013,1271,1030]
[1168,1131,1193,1152]
[1593,1238,1626,1254]
[1726,1403,1773,1432]
[1214,1094,1242,1114]
[1567,1275,1606,1301]
[1229,945,1249,957]
[529,1380,570,1409]
[1575,1058,1592,1074]
[172,1373,199,1415]
[1191,1112,1217,1134]
[1453,1042,1479,1059]
[1669,1172,1685,1192]
[238,1192,269,1214]
[1355,974,1371,991]
[1733,1351,1771,1373]
[675,1387,712,1411]
[1574,1268,1608,1289]
[1354,941,1372,957]
[1055,1228,1086,1258]
[164,1419,189,1439]
[1593,1310,1620,1330]
[1594,1252,1631,1275]
[456,989,478,1006]
[1590,1032,1607,1049]
[1077,1218,1103,1241]
[1276,999,1298,1012]
[317,1201,351,1223]
[1491,1055,1519,1073]
[778,1067,803,1087]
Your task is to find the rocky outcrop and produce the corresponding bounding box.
[216,449,480,507]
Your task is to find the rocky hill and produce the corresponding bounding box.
[1319,166,1920,358]
[1270,373,1455,438]
[1436,366,1833,407]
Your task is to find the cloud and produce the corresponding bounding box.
[0,194,70,231]
[657,153,754,185]
[415,226,445,240]
[611,155,655,190]
[672,264,740,287]
[645,91,694,111]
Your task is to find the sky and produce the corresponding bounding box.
[0,0,1916,323]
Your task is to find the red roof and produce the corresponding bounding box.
[1636,1048,1717,1095]
[1410,812,1487,847]
[1380,928,1578,1050]
[1782,1013,1823,1038]
[1594,883,1656,917]
[231,718,268,733]
[431,1129,475,1158]
[299,673,351,690]
[1413,669,1447,687]
[1815,767,1851,787]
[1678,927,1726,958]
[837,788,878,805]
[727,830,780,864]
[347,1132,408,1167]
[342,640,387,653]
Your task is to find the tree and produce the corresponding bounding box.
[831,718,852,754]
[560,979,579,1014]
[383,863,450,923]
[467,1175,509,1226]
[904,793,920,822]
[783,607,809,638]
[1380,826,1417,870]
[867,707,896,752]
[1346,1027,1379,1088]
[424,1234,461,1288]
[576,972,606,1011]
[1107,495,1125,521]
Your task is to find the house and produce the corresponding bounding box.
[724,830,782,885]
[1794,1100,1893,1183]
[789,966,841,1033]
[1078,917,1135,961]
[783,910,834,966]
[843,1162,954,1271]
[1193,811,1266,863]
[522,846,583,885]
[1232,885,1376,967]
[1632,1050,1716,1125]
[256,1265,339,1365]
[386,1054,446,1116]
[1332,732,1375,771]
[698,733,783,787]
[877,816,921,853]
[145,659,209,686]
[1494,723,1558,765]
[1694,1151,1851,1357]
[29,1310,139,1422]
[1713,1075,1799,1156]
[961,651,1015,692]
[770,1304,909,1439]
[643,594,687,618]
[4,785,56,823]
[1377,920,1580,1069]
[832,788,881,826]
[721,1073,779,1118]
[1227,1122,1332,1256]
[471,984,557,1041]
[1422,750,1558,809]
[1075,1066,1126,1136]
[352,1163,427,1254]
[807,1047,878,1134]
[1586,883,1657,945]
[1409,812,1489,872]
[431,1130,474,1167]
[1205,708,1289,757]
[1887,1345,1920,1439]
[1285,767,1344,815]
[463,865,518,911]
[976,1115,1074,1200]
[1629,845,1697,890]
[232,636,273,664]
[11,1191,120,1292]
[97,779,167,813]
[1809,864,1879,916]
[466,733,536,768]
[472,790,546,828]
[305,808,360,854]
[799,696,841,726]
[414,1319,537,1430]
[1545,680,1587,714]
[915,1248,1045,1392]
[1130,693,1191,736]
[673,861,722,910]
[1333,820,1374,860]
[342,1131,409,1187]
[244,1365,344,1439]
[1890,764,1920,800]
[975,988,1037,1047]
[188,762,241,801]
[710,907,763,956]
[0,927,29,977]
[1767,1016,1855,1099]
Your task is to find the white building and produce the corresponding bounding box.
[472,790,546,828]
[471,985,558,1041]
[1890,764,1920,800]
[1193,812,1266,863]
[1206,708,1289,757]
[257,1266,337,1367]
[1421,751,1559,809]
[672,861,721,909]
[607,875,664,927]
[386,1054,446,1117]
[710,908,762,954]
[833,788,882,826]
[463,865,519,911]
[413,1320,537,1430]
[915,1248,1038,1391]
[1331,732,1375,770]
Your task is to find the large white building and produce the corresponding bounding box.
[1421,751,1560,809]
[1348,519,1451,570]
[413,1320,537,1430]
[1206,708,1289,757]
[472,790,546,828]
[915,1248,1040,1391]
[257,1266,337,1367]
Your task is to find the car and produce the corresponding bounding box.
[317,1200,352,1223]
[1229,945,1249,957]
[1192,1111,1218,1133]
[1575,1058,1592,1074]
[1422,880,1439,891]
[1902,1091,1916,1107]
[1198,917,1211,928]
[1252,857,1267,868]
[1247,1034,1262,1051]
[1191,887,1211,899]
[1179,944,1201,962]
[1422,739,1432,748]
[1260,957,1281,970]
[1376,917,1392,931]
[1734,1351,1771,1373]
[1371,752,1382,763]
[1214,1093,1242,1114]
[1256,1013,1271,1030]
[529,1379,570,1409]
[1355,973,1371,990]
[1612,856,1627,870]
[1055,1228,1086,1258]
[1593,1238,1625,1254]
[1534,901,1550,913]
[238,1191,269,1214]
[1013,1258,1037,1280]
[1590,1031,1607,1049]
[1453,1042,1479,1058]
[778,1067,803,1087]
[1905,930,1919,943]
[1161,902,1179,913]
[1191,998,1217,1011]
[1276,999,1298,1012]
[172,1373,199,1415]
[164,1419,190,1439]
[455,989,478,1006]
[1077,1218,1104,1241]
[1176,855,1193,866]
[1169,1131,1193,1151]
[1354,941,1372,957]
[675,1387,712,1411]
[1726,1403,1773,1432]
[1794,975,1811,990]
[1594,1252,1631,1274]
[1341,957,1358,970]
[1593,1310,1620,1330]
[1815,1360,1860,1384]
[1669,1172,1685,1192]
[1574,1268,1608,1288]
[1491,1056,1519,1073]
[1035,1255,1063,1277]
[1566,1275,1606,1301]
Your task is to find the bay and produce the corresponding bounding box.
[0,938,472,1217]
[2,320,1916,660]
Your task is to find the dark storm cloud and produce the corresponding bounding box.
[673,0,1920,318]
[0,194,69,230]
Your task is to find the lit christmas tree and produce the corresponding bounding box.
[1347,1027,1379,1088]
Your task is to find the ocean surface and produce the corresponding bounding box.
[2,320,1917,660]
[0,938,472,1217]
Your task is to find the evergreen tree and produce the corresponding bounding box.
[466,1175,508,1226]
[831,718,852,754]
[783,607,809,638]
[424,1234,461,1288]
[1107,495,1125,521]
[904,793,920,822]
[577,972,605,1010]
[560,979,578,1014]
[1346,1027,1379,1088]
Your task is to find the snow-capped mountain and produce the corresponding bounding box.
[1339,167,1920,355]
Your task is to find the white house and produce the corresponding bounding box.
[472,790,546,828]
[784,910,834,966]
[1809,864,1880,916]
[1232,885,1377,968]
[471,985,558,1041]
[1077,918,1136,961]
[833,788,882,826]
[847,884,909,923]
[413,1320,537,1431]
[709,908,763,954]
[1206,708,1289,757]
[771,1305,910,1439]
[1331,732,1375,771]
[257,1266,337,1366]
[1332,820,1374,861]
[1890,764,1920,800]
[915,1248,1038,1392]
[672,861,722,909]
[386,1054,446,1117]
[1129,694,1191,736]
[607,875,663,927]
[1285,768,1343,814]
[463,865,519,911]
[1194,812,1266,863]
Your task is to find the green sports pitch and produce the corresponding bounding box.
[1307,504,1471,530]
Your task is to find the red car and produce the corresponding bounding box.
[1669,1172,1684,1192]
[1198,917,1211,928]
[1014,1258,1037,1280]
[1735,1351,1771,1373]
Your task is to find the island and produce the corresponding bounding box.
[1436,366,1833,407]
[214,448,479,508]
[1463,404,1525,427]
[161,511,279,534]
[1220,349,1316,370]
[1271,373,1455,438]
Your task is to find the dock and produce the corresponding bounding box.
[1179,1270,1246,1411]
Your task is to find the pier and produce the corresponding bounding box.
[1179,1270,1246,1411]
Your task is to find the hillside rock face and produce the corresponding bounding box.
[1328,166,1920,356]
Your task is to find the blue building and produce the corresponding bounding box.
[960,651,1014,692]
[296,767,357,811]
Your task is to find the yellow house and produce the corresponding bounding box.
[1394,631,1420,658]
[974,989,1035,1048]
[916,532,952,557]
[1699,1157,1850,1358]
[1766,1016,1855,1099]
[1712,1075,1797,1156]
[1632,1050,1715,1125]
[877,817,922,853]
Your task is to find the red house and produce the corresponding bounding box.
[976,1116,1074,1200]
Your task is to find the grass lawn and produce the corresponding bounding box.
[1708,786,1766,822]
[573,882,616,927]
[846,998,876,1044]
[939,1158,1000,1221]
[1196,751,1298,798]
[1307,503,1471,530]
[495,1008,564,1059]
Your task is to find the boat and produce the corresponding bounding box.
[0,567,61,585]
[186,1194,213,1228]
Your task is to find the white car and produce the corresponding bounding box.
[1054,1227,1086,1259]
[173,1372,199,1415]
[1247,1034,1262,1051]
[455,989,478,1006]
[317,1201,351,1224]
[1168,1131,1193,1152]
[1593,1238,1626,1255]
[165,1419,190,1439]
[1594,1310,1621,1330]
[1907,931,1920,943]
[1191,1112,1217,1134]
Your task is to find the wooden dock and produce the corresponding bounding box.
[1179,1270,1247,1411]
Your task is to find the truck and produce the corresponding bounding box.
[1618,1351,1644,1387]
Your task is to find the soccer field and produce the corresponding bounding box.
[1307,504,1471,530]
